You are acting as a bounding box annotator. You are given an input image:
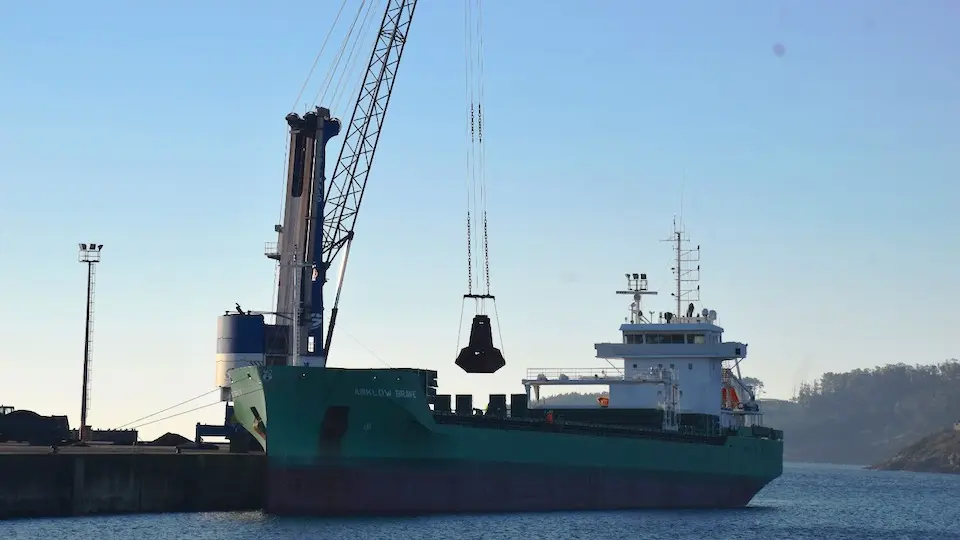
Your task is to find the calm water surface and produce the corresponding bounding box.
[5,463,959,539]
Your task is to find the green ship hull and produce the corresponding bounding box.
[229,364,783,515]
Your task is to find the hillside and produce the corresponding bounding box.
[780,361,960,464]
[535,359,960,465]
[869,428,960,474]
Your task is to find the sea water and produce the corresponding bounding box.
[4,463,959,539]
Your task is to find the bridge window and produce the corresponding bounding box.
[645,333,686,344]
[625,334,643,344]
[686,334,706,344]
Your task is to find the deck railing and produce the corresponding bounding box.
[523,367,624,381]
[523,367,675,384]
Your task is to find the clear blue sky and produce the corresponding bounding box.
[1,0,957,440]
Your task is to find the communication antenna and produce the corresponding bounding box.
[78,242,104,442]
[661,217,700,317]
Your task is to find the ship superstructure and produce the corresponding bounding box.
[524,271,762,433]
[524,222,764,435]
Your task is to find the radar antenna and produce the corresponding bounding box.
[616,273,658,324]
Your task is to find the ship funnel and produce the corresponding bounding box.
[455,314,506,374]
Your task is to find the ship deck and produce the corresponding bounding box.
[431,412,733,445]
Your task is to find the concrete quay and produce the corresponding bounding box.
[0,445,266,519]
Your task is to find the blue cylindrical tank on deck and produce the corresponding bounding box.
[218,314,266,354]
[215,314,266,394]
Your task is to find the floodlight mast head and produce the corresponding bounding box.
[78,243,104,263]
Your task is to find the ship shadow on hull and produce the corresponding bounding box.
[319,406,349,457]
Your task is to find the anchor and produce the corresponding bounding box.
[456,313,506,374]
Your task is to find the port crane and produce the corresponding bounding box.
[267,0,418,366]
[209,0,504,448]
[203,0,418,447]
[258,0,505,375]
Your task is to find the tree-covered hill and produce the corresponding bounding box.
[775,360,960,464]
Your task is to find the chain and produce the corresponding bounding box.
[466,212,473,294]
[482,211,490,293]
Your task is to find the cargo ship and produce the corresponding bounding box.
[215,0,781,515]
[226,265,783,515]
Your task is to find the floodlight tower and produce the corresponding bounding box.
[78,243,103,442]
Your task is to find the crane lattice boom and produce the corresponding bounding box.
[321,0,417,262]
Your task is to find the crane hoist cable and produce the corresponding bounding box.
[477,0,491,300]
[463,0,475,299]
[319,0,384,113]
[463,0,491,303]
[290,0,351,112]
[455,0,506,373]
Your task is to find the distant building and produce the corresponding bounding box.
[954,421,960,432]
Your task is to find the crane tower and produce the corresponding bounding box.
[214,0,418,405]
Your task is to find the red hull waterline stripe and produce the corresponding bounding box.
[266,462,772,516]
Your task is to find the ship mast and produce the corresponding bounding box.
[662,218,700,318]
[675,228,681,316]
